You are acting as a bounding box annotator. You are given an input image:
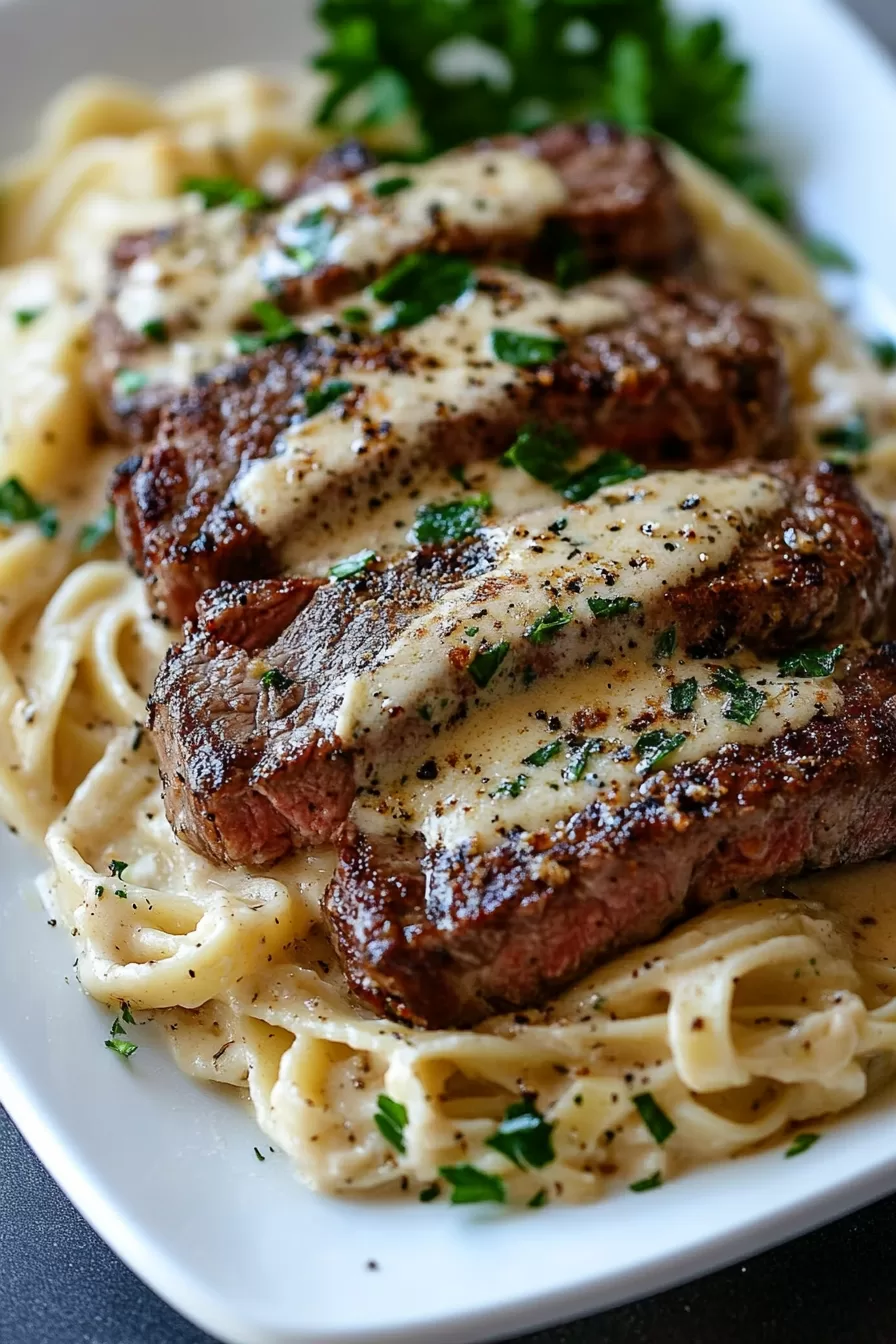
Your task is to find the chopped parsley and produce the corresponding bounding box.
[654,626,677,659]
[818,413,871,458]
[437,1164,506,1205]
[587,595,641,620]
[0,478,58,538]
[630,1171,663,1193]
[115,368,149,398]
[109,1016,127,1037]
[328,548,377,580]
[526,605,573,645]
[181,175,271,210]
[669,677,698,715]
[141,318,168,344]
[485,1096,555,1170]
[548,517,567,535]
[120,1003,136,1025]
[468,640,509,689]
[564,736,602,783]
[374,1093,408,1153]
[105,1038,138,1059]
[341,305,369,326]
[545,221,590,290]
[522,739,563,768]
[78,503,115,553]
[527,1188,548,1208]
[490,773,528,799]
[372,174,413,197]
[784,1132,820,1158]
[804,235,855,272]
[490,329,566,366]
[869,336,896,370]
[412,493,491,546]
[632,1092,675,1144]
[279,206,335,275]
[711,666,766,726]
[634,729,686,775]
[502,423,577,488]
[370,252,474,329]
[778,645,844,678]
[235,299,304,354]
[419,1182,441,1202]
[13,307,44,327]
[561,452,645,503]
[254,1146,266,1161]
[304,379,353,418]
[108,859,128,879]
[260,668,293,693]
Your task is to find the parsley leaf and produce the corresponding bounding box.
[141,318,168,344]
[869,336,896,370]
[490,329,566,367]
[438,1164,506,1205]
[468,641,509,689]
[502,423,578,488]
[522,739,563,768]
[632,1092,676,1144]
[372,174,413,197]
[278,206,335,275]
[634,729,686,774]
[526,605,573,645]
[105,1038,138,1059]
[778,645,844,678]
[587,595,641,620]
[109,859,128,879]
[669,677,698,715]
[630,1171,663,1193]
[818,413,871,457]
[804,235,856,272]
[564,736,602,782]
[490,773,528,799]
[0,478,58,538]
[528,1188,548,1208]
[109,1016,127,1037]
[181,175,271,210]
[371,252,474,329]
[784,1132,820,1158]
[78,503,115,553]
[561,452,645,503]
[419,1182,441,1202]
[14,307,44,327]
[485,1095,555,1170]
[120,1003,136,1025]
[304,379,353,418]
[413,493,491,546]
[341,305,369,326]
[235,299,304,354]
[654,626,677,659]
[374,1093,408,1153]
[712,666,766,726]
[260,668,293,693]
[328,548,377,580]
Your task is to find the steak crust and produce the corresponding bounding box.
[325,643,896,1026]
[117,278,792,625]
[148,461,893,870]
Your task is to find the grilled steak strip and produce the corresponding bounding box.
[148,461,893,869]
[115,275,791,625]
[326,642,896,1027]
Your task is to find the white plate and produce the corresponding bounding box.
[1,2,896,1342]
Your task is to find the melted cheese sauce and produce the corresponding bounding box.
[234,268,631,567]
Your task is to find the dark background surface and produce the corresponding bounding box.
[3,1,896,1341]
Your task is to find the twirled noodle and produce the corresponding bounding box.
[1,66,896,1203]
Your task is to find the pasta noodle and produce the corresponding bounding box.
[2,67,896,1204]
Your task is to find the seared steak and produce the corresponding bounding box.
[115,275,792,625]
[148,461,893,870]
[327,642,896,1026]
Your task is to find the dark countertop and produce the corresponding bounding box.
[3,1,896,1341]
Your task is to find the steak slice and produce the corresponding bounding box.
[116,273,792,625]
[91,123,696,442]
[326,642,896,1027]
[148,461,893,869]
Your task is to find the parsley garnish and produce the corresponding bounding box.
[490,773,528,799]
[587,595,641,619]
[712,666,766,726]
[341,305,369,326]
[564,736,602,782]
[328,548,377,580]
[105,1038,137,1059]
[669,677,698,715]
[526,605,573,645]
[141,318,168,344]
[818,413,871,457]
[562,452,645,503]
[784,1132,820,1158]
[438,1164,506,1205]
[114,369,148,398]
[490,329,566,367]
[121,1003,136,1025]
[413,493,491,546]
[634,729,686,774]
[545,221,590,290]
[304,379,352,418]
[502,423,577,488]
[372,174,413,197]
[260,668,293,693]
[278,206,334,275]
[632,1092,675,1144]
[419,1182,441,1202]
[630,1171,663,1193]
[523,739,563,768]
[527,1188,548,1208]
[109,1016,127,1037]
[371,252,474,330]
[779,645,844,678]
[181,175,270,210]
[869,336,896,370]
[485,1095,555,1170]
[654,626,677,659]
[804,235,855,272]
[0,478,58,538]
[78,503,115,552]
[108,859,128,879]
[235,299,304,354]
[548,517,567,535]
[254,1146,266,1161]
[14,307,44,327]
[374,1093,409,1153]
[468,641,509,689]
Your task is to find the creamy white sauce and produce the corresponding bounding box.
[234,267,631,566]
